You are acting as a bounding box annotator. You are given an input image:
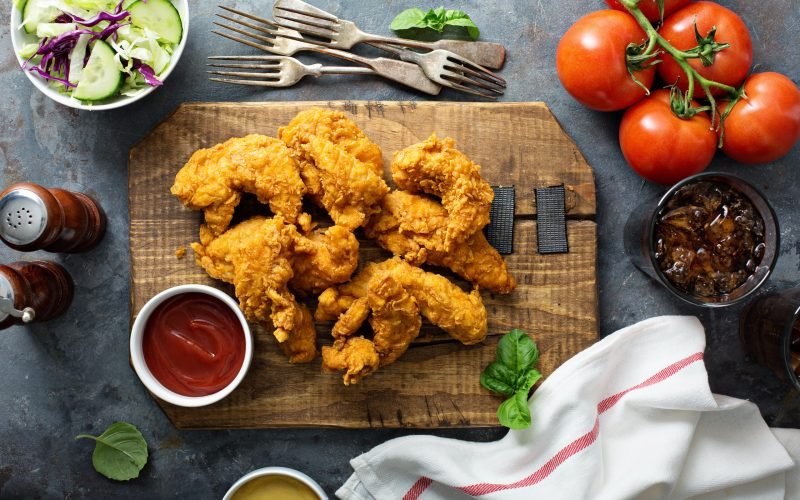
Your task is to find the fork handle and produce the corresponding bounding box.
[308,47,441,96]
[358,33,506,70]
[317,66,375,75]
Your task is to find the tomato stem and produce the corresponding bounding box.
[619,0,738,125]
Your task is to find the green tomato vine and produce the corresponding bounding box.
[619,0,746,134]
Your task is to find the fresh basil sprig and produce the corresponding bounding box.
[480,329,542,429]
[391,7,480,40]
[76,422,149,481]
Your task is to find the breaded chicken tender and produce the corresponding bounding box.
[319,258,487,384]
[171,135,309,235]
[304,137,389,229]
[192,216,317,363]
[365,191,516,294]
[279,108,389,229]
[290,225,360,296]
[391,134,494,249]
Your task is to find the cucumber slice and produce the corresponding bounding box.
[127,0,183,45]
[21,0,60,34]
[72,41,123,102]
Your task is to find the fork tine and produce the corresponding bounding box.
[207,63,282,70]
[442,66,505,93]
[273,1,338,22]
[440,70,504,95]
[441,79,498,99]
[209,77,282,88]
[208,55,285,61]
[212,29,275,52]
[216,14,279,37]
[445,56,506,86]
[219,5,279,28]
[208,70,282,79]
[274,15,337,39]
[213,22,277,47]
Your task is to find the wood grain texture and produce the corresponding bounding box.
[129,101,597,429]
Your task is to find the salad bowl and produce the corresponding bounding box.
[9,0,189,111]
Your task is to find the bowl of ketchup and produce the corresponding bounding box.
[130,285,252,407]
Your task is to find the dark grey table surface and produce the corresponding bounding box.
[1,0,799,498]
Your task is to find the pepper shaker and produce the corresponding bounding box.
[0,261,74,330]
[0,182,106,253]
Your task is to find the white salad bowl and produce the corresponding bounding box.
[9,0,189,111]
[129,284,253,408]
[223,467,328,500]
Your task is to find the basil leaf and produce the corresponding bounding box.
[422,7,447,32]
[517,368,543,393]
[76,422,148,481]
[443,17,480,40]
[390,8,428,31]
[480,361,517,396]
[496,329,539,374]
[497,390,532,430]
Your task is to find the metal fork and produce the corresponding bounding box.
[272,0,506,70]
[208,55,374,87]
[272,0,506,90]
[212,7,440,95]
[369,43,504,99]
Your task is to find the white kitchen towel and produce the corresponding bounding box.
[337,316,799,500]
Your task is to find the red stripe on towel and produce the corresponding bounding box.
[403,351,704,499]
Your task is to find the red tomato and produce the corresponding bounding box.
[620,89,717,184]
[605,0,692,22]
[556,10,655,111]
[721,73,800,164]
[658,2,752,97]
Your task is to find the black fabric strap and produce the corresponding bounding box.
[485,186,515,255]
[535,185,569,254]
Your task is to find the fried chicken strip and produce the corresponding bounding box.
[391,134,494,248]
[278,107,384,179]
[304,137,389,229]
[317,258,487,344]
[191,216,317,363]
[290,225,360,296]
[321,337,380,386]
[366,191,516,294]
[171,135,309,235]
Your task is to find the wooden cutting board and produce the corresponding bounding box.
[129,101,597,429]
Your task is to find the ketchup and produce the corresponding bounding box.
[142,293,245,397]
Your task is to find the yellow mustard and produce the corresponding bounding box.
[231,475,320,500]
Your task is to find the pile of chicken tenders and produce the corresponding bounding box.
[170,108,516,385]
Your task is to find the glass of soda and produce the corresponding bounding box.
[739,289,800,392]
[624,173,779,307]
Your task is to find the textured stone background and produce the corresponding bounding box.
[0,0,798,497]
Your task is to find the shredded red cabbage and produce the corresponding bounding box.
[133,60,163,87]
[22,1,164,94]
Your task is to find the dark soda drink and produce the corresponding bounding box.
[654,181,766,298]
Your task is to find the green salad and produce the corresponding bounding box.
[16,0,183,102]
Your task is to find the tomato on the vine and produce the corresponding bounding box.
[619,90,717,185]
[720,73,800,164]
[658,1,752,97]
[605,0,692,22]
[556,10,655,111]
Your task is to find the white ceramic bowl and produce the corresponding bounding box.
[223,467,328,500]
[9,0,189,111]
[130,284,252,408]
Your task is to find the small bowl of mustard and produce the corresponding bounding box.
[223,467,327,500]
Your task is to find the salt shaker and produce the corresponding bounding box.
[0,261,74,330]
[0,182,106,253]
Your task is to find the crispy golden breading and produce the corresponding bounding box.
[367,274,422,366]
[191,216,318,363]
[278,107,384,178]
[171,135,309,235]
[304,137,389,229]
[319,258,485,384]
[290,225,360,296]
[366,191,516,294]
[321,337,380,386]
[391,134,494,249]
